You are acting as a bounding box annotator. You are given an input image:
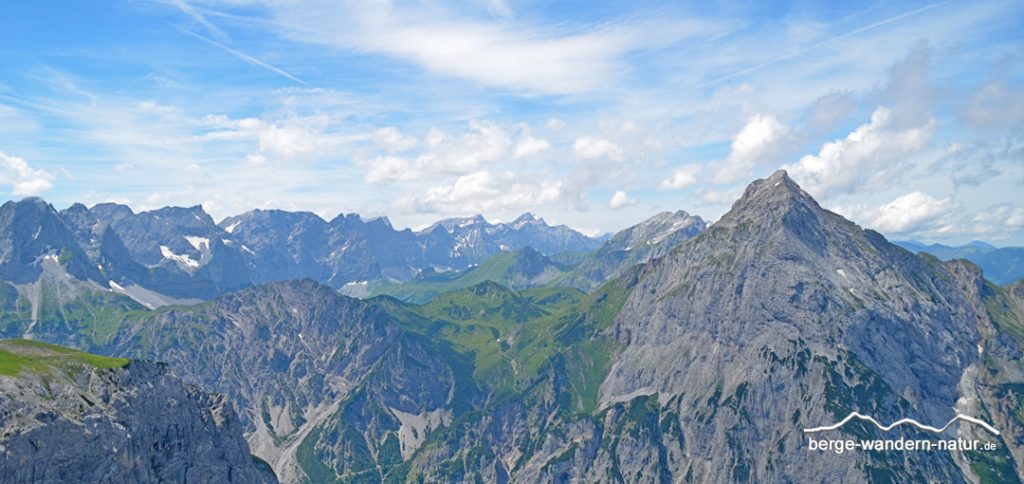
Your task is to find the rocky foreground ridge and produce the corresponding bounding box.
[0,339,277,483]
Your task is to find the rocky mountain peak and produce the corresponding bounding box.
[422,214,487,233]
[512,212,543,226]
[4,197,59,218]
[89,202,135,222]
[708,169,846,256]
[146,204,216,226]
[729,170,818,214]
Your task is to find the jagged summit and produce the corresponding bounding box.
[11,196,51,207]
[727,169,823,220]
[511,212,545,226]
[696,169,866,259]
[421,214,488,233]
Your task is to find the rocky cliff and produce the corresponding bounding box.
[0,339,277,483]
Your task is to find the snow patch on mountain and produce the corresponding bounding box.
[160,246,200,269]
[184,236,210,251]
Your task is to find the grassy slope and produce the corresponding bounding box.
[0,339,129,377]
[395,276,630,412]
[364,250,573,304]
[0,279,149,348]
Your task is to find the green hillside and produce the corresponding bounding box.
[0,339,129,377]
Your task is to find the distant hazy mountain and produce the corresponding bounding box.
[896,240,1024,284]
[0,199,603,304]
[560,210,706,291]
[416,212,602,262]
[351,210,706,302]
[0,198,102,285]
[350,246,572,304]
[7,170,1021,481]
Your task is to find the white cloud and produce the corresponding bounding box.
[963,80,1024,129]
[401,170,562,213]
[784,107,934,197]
[202,113,341,162]
[365,155,419,182]
[838,191,955,235]
[242,1,720,94]
[711,114,792,184]
[573,136,623,161]
[659,164,701,190]
[972,204,1024,234]
[545,118,566,130]
[573,226,606,238]
[809,91,858,131]
[929,138,1022,187]
[0,151,54,196]
[608,190,637,209]
[700,185,745,206]
[257,115,329,159]
[373,126,417,152]
[361,121,513,182]
[513,136,550,159]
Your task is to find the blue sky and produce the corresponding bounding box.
[0,0,1022,244]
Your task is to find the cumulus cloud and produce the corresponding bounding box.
[202,113,340,162]
[400,170,562,213]
[373,126,417,152]
[362,121,513,182]
[784,107,935,197]
[659,164,700,190]
[545,118,566,130]
[838,191,955,235]
[700,185,745,206]
[0,151,54,196]
[573,136,623,161]
[513,135,550,159]
[258,119,326,159]
[711,114,792,184]
[971,204,1024,234]
[608,190,637,209]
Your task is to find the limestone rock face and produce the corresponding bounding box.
[0,342,277,484]
[597,170,1003,482]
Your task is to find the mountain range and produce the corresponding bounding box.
[0,171,1022,482]
[0,199,604,303]
[896,240,1024,285]
[349,210,706,303]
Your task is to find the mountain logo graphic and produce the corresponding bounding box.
[804,412,1000,436]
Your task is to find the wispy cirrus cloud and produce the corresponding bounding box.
[173,26,312,87]
[189,0,725,95]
